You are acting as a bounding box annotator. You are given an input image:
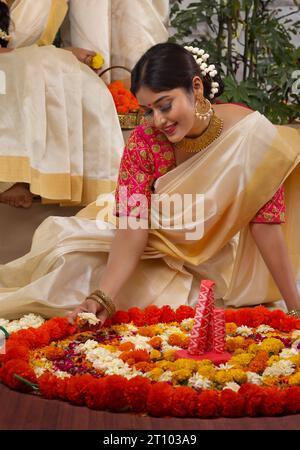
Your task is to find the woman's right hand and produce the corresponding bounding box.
[68,298,109,325]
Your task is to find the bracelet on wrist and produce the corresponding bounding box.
[287,309,300,319]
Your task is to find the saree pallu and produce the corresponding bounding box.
[8,0,68,48]
[0,45,124,204]
[0,112,299,319]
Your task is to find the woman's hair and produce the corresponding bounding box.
[131,42,224,102]
[0,1,10,48]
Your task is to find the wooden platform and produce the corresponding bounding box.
[0,383,299,430]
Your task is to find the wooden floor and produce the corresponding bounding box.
[0,383,299,430]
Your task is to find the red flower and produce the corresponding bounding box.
[144,305,162,324]
[125,376,152,413]
[128,307,146,326]
[85,378,108,410]
[239,383,265,416]
[160,305,177,323]
[3,345,29,362]
[147,382,174,417]
[285,387,300,414]
[66,374,95,405]
[196,390,220,418]
[260,387,287,416]
[104,375,129,412]
[0,359,37,390]
[39,372,62,399]
[43,317,75,340]
[175,305,195,322]
[171,386,198,417]
[220,390,245,417]
[111,311,130,325]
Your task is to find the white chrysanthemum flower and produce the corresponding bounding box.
[120,335,152,351]
[0,318,9,328]
[161,343,182,352]
[188,373,212,390]
[236,326,253,337]
[291,330,300,340]
[123,323,138,333]
[76,339,99,353]
[54,370,72,379]
[246,371,263,385]
[180,318,194,331]
[291,338,300,350]
[19,314,45,328]
[217,363,234,370]
[223,382,240,392]
[77,312,100,325]
[279,348,299,359]
[162,325,183,335]
[263,360,295,377]
[159,371,173,382]
[34,366,47,377]
[256,324,275,334]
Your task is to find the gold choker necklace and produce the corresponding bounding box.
[174,113,224,153]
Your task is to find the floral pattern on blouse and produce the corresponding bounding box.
[114,125,285,224]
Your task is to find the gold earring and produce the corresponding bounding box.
[195,97,213,120]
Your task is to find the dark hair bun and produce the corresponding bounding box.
[131,42,224,102]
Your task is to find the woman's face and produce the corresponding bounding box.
[136,86,197,143]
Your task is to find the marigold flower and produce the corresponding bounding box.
[171,386,198,417]
[163,349,177,361]
[288,372,300,385]
[150,350,162,361]
[260,338,284,354]
[172,369,192,383]
[229,352,255,368]
[173,358,198,372]
[226,322,238,334]
[148,368,164,380]
[148,336,163,349]
[118,342,135,352]
[91,53,104,70]
[168,333,189,348]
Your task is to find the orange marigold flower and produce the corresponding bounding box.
[148,336,163,349]
[118,342,135,352]
[119,350,150,364]
[43,346,65,361]
[168,334,189,348]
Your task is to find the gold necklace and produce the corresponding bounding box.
[174,113,224,153]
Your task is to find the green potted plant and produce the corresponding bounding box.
[169,0,300,124]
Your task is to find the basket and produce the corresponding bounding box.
[99,66,144,130]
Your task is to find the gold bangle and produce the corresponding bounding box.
[91,290,116,315]
[287,309,300,319]
[87,290,116,318]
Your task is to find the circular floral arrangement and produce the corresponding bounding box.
[1,305,300,418]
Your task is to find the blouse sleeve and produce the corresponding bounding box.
[114,128,155,219]
[250,185,286,223]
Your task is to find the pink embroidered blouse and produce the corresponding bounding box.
[115,125,285,223]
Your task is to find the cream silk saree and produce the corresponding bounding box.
[0,45,124,204]
[0,112,299,319]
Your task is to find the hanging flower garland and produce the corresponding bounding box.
[1,306,300,418]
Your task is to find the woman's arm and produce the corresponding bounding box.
[68,224,149,323]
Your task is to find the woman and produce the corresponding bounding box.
[0,0,124,207]
[0,43,299,322]
[60,0,169,82]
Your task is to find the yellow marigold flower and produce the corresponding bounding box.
[163,349,177,361]
[230,369,247,384]
[288,355,300,366]
[168,333,189,348]
[196,359,214,368]
[226,322,237,334]
[248,343,259,354]
[267,355,280,366]
[263,376,280,386]
[111,325,128,334]
[214,370,234,385]
[156,360,174,371]
[233,348,245,355]
[150,350,162,361]
[103,345,118,353]
[173,358,198,372]
[91,53,104,69]
[260,338,284,354]
[172,369,192,383]
[148,368,164,380]
[229,352,255,367]
[288,372,300,385]
[197,366,216,380]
